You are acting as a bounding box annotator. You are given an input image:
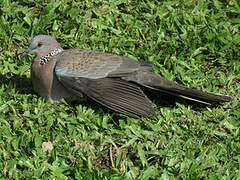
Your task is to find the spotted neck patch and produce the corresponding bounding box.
[40,48,63,65]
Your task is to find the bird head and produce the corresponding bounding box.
[20,35,61,59]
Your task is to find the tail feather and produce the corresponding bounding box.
[123,71,232,104]
[154,84,232,104]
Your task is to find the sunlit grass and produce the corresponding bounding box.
[0,0,239,179]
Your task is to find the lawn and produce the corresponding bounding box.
[0,0,239,179]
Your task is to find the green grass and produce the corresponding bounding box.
[0,0,240,179]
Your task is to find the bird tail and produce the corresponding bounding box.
[123,71,232,104]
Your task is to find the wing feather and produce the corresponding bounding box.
[57,76,156,118]
[55,49,153,79]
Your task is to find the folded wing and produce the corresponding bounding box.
[55,49,156,118]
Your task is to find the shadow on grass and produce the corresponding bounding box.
[0,73,33,94]
[145,90,210,110]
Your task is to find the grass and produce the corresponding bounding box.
[0,0,239,179]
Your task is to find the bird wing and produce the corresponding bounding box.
[55,49,156,118]
[55,49,153,79]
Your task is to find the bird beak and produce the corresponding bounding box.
[20,49,30,59]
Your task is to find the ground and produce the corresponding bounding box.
[0,0,239,179]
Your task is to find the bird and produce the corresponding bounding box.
[20,35,232,118]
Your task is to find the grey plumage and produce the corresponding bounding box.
[21,35,232,118]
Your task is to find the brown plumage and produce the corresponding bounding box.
[20,35,232,118]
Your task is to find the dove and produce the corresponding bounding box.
[20,35,232,118]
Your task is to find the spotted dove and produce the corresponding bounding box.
[20,35,232,118]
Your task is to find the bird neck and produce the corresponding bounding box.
[39,48,63,65]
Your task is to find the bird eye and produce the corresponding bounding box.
[37,42,42,47]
